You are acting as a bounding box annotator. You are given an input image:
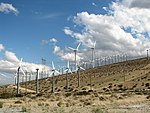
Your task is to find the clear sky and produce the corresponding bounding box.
[0,0,150,85]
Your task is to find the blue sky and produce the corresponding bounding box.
[0,0,113,64]
[0,0,150,85]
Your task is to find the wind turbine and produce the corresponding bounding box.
[51,61,60,93]
[147,50,149,60]
[68,43,81,70]
[64,61,72,91]
[76,62,85,88]
[14,72,17,85]
[91,41,96,68]
[36,69,39,95]
[16,58,26,95]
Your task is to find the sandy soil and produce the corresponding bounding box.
[0,94,150,113]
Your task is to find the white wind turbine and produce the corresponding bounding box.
[64,61,72,91]
[68,43,81,71]
[13,72,17,85]
[16,58,26,95]
[51,61,60,93]
[76,62,85,88]
[91,41,96,68]
[35,69,39,95]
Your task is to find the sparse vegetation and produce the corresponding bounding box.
[0,102,4,108]
[21,106,27,112]
[92,107,106,113]
[0,58,150,112]
[15,100,22,104]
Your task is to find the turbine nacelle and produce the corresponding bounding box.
[68,43,81,52]
[50,61,60,75]
[64,61,72,73]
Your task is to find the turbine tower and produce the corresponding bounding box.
[16,58,26,95]
[68,43,81,70]
[147,49,149,60]
[36,68,39,95]
[76,63,85,88]
[91,41,96,68]
[51,61,60,93]
[64,61,72,91]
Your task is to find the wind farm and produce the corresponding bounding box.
[1,0,150,113]
[1,46,150,112]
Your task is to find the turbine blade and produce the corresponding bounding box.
[50,71,54,76]
[67,61,70,68]
[18,58,23,67]
[64,69,69,72]
[20,58,23,62]
[0,73,7,78]
[52,61,55,70]
[68,47,75,51]
[94,41,96,48]
[80,67,85,71]
[20,68,26,76]
[68,69,72,73]
[76,43,81,51]
[55,70,60,74]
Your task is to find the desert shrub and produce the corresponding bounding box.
[108,85,112,89]
[0,93,15,99]
[16,94,24,97]
[118,84,123,88]
[21,106,27,112]
[92,107,105,113]
[15,100,22,104]
[145,83,149,87]
[83,100,91,106]
[38,102,44,106]
[82,87,86,90]
[76,91,90,96]
[146,95,150,99]
[99,96,106,101]
[0,102,3,108]
[108,83,112,85]
[88,89,93,93]
[65,92,71,97]
[57,101,66,107]
[103,88,107,91]
[132,84,137,88]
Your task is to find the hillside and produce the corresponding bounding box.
[1,57,150,113]
[21,57,150,95]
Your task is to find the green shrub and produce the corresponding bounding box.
[0,102,3,108]
[92,107,105,113]
[21,106,27,112]
[65,92,71,97]
[0,93,15,99]
[15,100,22,104]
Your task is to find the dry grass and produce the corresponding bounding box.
[1,57,150,112]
